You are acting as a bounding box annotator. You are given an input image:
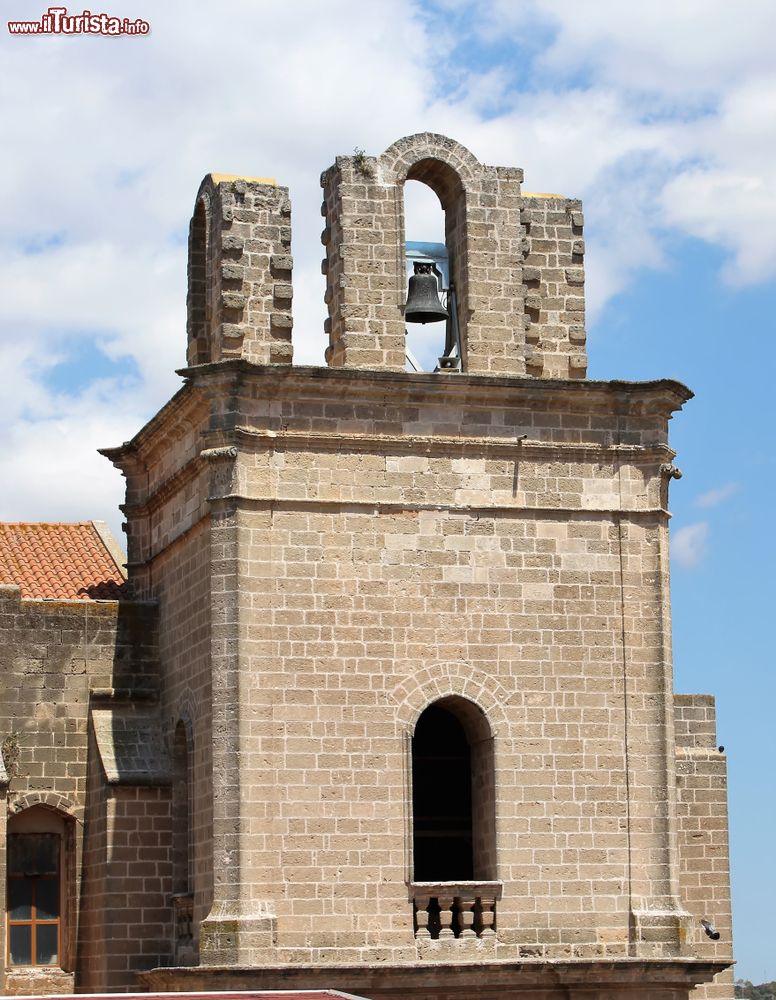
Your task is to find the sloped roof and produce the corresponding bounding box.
[0,521,126,600]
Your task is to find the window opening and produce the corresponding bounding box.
[412,704,473,880]
[7,833,61,967]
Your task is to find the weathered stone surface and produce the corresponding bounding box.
[186,174,294,366]
[91,704,170,784]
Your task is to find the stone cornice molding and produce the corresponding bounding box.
[103,363,691,487]
[231,425,678,463]
[178,360,693,414]
[122,428,675,527]
[205,495,671,520]
[139,957,733,992]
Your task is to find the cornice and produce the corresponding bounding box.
[204,494,671,520]
[232,425,677,463]
[180,360,693,412]
[139,956,732,991]
[101,363,692,476]
[122,424,676,525]
[98,381,207,471]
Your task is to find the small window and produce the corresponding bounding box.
[7,833,61,966]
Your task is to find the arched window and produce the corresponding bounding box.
[6,806,71,968]
[411,696,496,882]
[412,704,473,879]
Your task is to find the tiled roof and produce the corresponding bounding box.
[0,522,126,600]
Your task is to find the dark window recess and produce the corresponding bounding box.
[412,705,474,880]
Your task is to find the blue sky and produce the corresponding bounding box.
[1,0,774,981]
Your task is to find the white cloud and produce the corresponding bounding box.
[494,0,776,100]
[1,241,183,402]
[0,377,150,543]
[672,521,710,569]
[1,0,775,529]
[0,0,441,528]
[695,483,740,509]
[654,71,776,284]
[462,1,776,292]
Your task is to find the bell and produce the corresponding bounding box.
[404,263,448,324]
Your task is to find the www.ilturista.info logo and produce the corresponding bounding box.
[8,6,149,35]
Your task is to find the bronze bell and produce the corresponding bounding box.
[404,263,448,324]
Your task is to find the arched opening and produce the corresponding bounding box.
[403,180,447,372]
[402,158,468,373]
[411,696,496,882]
[6,805,73,970]
[412,703,472,879]
[186,197,211,366]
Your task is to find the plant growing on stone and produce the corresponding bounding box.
[352,147,374,178]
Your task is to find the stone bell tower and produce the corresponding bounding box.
[104,134,733,1000]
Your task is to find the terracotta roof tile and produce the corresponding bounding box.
[0,522,126,600]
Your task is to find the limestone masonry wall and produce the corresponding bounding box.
[152,520,215,962]
[115,363,723,977]
[0,589,165,993]
[674,696,734,1000]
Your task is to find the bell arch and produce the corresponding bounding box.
[402,178,450,370]
[322,132,538,376]
[380,134,512,377]
[401,157,469,371]
[380,132,481,189]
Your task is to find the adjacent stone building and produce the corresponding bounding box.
[0,135,733,999]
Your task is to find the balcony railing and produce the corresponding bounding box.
[410,881,502,940]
